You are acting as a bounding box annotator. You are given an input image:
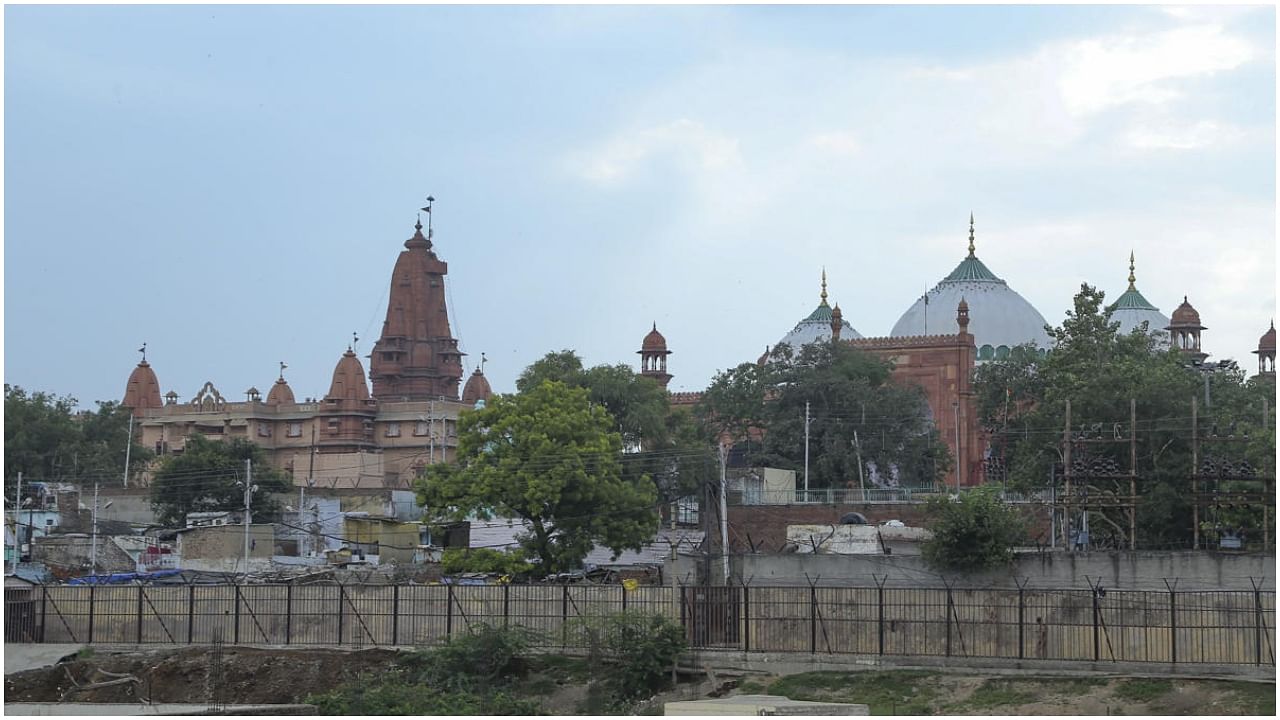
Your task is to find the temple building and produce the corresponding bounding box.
[1108,252,1170,341]
[890,216,1051,361]
[121,211,492,490]
[1166,296,1209,366]
[774,270,861,350]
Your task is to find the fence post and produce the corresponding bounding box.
[945,585,953,658]
[39,585,48,643]
[560,585,569,648]
[1251,579,1263,667]
[679,585,687,634]
[285,584,293,646]
[136,585,144,644]
[875,575,885,656]
[336,585,344,645]
[502,584,510,629]
[446,584,454,639]
[391,585,399,646]
[1017,584,1026,660]
[187,585,195,645]
[233,586,242,645]
[1090,580,1101,662]
[1164,579,1177,664]
[810,584,818,654]
[87,585,96,645]
[621,584,628,613]
[742,584,750,652]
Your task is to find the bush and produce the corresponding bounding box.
[440,547,535,577]
[922,486,1027,573]
[569,611,687,701]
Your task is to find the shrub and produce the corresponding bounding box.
[922,486,1027,572]
[440,547,535,577]
[569,611,687,701]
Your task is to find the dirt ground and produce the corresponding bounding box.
[5,647,1274,715]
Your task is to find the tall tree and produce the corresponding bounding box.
[149,435,291,527]
[417,380,659,574]
[697,342,951,490]
[973,284,1275,548]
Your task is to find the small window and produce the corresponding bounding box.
[287,422,303,438]
[386,422,401,438]
[415,421,430,436]
[257,423,273,438]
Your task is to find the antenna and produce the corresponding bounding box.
[138,343,147,362]
[420,195,436,238]
[279,361,287,381]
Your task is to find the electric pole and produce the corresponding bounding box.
[803,401,812,498]
[11,472,21,575]
[90,481,101,576]
[241,459,257,576]
[718,442,730,584]
[122,414,134,488]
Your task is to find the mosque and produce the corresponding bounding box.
[120,208,1273,494]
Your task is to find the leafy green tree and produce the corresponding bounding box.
[4,385,153,487]
[697,342,951,490]
[418,381,659,574]
[973,284,1275,548]
[149,435,291,527]
[921,486,1028,572]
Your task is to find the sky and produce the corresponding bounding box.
[3,4,1276,409]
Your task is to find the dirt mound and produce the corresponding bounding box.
[5,646,403,705]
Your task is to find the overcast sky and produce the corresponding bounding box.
[4,4,1275,408]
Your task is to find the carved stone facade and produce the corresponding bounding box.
[122,218,473,491]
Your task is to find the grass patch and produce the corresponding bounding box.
[1113,678,1173,703]
[948,679,1036,712]
[768,670,939,715]
[736,678,767,694]
[1197,680,1277,717]
[527,654,593,683]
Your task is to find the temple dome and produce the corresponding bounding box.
[325,348,371,404]
[461,367,493,406]
[1108,252,1170,341]
[1169,297,1204,328]
[890,217,1050,361]
[777,271,862,350]
[1259,322,1276,353]
[266,377,295,406]
[122,358,162,416]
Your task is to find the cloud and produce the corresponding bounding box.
[573,118,742,185]
[1056,24,1256,117]
[1125,120,1244,150]
[809,131,860,156]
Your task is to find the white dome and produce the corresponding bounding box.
[1108,254,1171,346]
[779,301,862,349]
[890,251,1051,361]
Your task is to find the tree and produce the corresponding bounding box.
[4,385,153,487]
[697,342,951,490]
[973,283,1275,548]
[149,435,291,527]
[921,486,1028,572]
[417,381,659,574]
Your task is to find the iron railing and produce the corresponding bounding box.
[4,582,1273,666]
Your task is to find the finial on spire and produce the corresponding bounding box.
[138,342,147,363]
[968,213,976,257]
[350,331,359,353]
[1127,250,1136,290]
[820,268,829,306]
[415,213,423,232]
[420,195,436,239]
[279,361,287,381]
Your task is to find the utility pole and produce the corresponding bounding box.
[853,432,865,501]
[241,459,257,576]
[90,481,100,576]
[428,400,436,465]
[803,401,812,498]
[122,414,134,488]
[11,472,21,574]
[952,400,962,491]
[718,442,730,584]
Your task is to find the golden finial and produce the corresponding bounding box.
[1127,250,1136,290]
[968,213,976,257]
[820,267,829,306]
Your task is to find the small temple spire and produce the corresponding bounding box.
[967,213,976,257]
[820,267,829,306]
[1128,251,1137,290]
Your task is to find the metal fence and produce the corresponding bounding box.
[4,583,1274,666]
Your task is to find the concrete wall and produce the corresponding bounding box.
[669,551,1276,590]
[31,536,135,576]
[175,524,273,573]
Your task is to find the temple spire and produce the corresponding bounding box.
[820,268,829,306]
[968,213,976,257]
[1127,251,1137,290]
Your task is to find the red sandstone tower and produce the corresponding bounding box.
[370,209,465,401]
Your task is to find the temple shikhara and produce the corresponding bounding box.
[122,210,491,490]
[122,207,1271,494]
